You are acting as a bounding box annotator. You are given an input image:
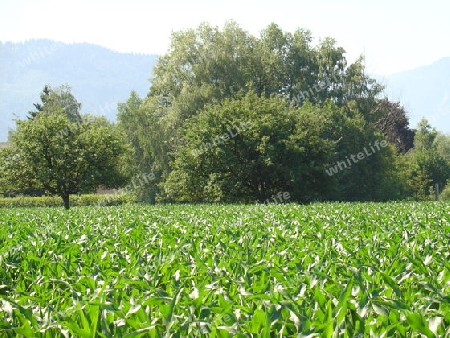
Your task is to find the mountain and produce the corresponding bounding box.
[0,39,158,141]
[381,57,450,134]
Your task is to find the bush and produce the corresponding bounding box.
[0,193,137,208]
[440,182,450,201]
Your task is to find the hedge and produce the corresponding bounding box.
[0,193,137,208]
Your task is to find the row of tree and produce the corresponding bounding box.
[1,22,449,208]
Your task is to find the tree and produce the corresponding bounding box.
[117,91,169,203]
[435,132,450,162]
[7,85,128,209]
[162,93,336,203]
[27,84,50,119]
[0,145,41,196]
[27,84,82,122]
[405,119,450,199]
[372,99,415,153]
[120,21,392,203]
[162,92,403,203]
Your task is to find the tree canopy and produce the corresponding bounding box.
[1,85,128,208]
[118,21,430,203]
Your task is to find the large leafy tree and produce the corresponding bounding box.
[5,85,128,209]
[120,21,408,203]
[117,91,171,203]
[162,93,336,203]
[162,93,401,203]
[148,21,381,113]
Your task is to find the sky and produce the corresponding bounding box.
[1,0,449,76]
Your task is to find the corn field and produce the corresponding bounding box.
[1,202,450,337]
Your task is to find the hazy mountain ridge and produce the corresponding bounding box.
[0,39,158,141]
[380,57,450,133]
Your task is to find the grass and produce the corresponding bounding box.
[0,202,449,337]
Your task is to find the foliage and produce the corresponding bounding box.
[163,93,336,203]
[120,21,400,203]
[4,85,129,209]
[0,146,42,196]
[117,92,169,203]
[0,194,136,208]
[27,84,81,122]
[27,84,51,120]
[440,181,450,200]
[404,119,450,200]
[149,22,381,110]
[373,99,415,154]
[435,132,450,162]
[3,24,443,205]
[0,203,449,336]
[163,93,403,203]
[322,101,403,201]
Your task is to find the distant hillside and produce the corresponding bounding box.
[0,39,158,141]
[381,57,450,134]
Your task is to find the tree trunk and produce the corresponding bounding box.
[62,194,70,210]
